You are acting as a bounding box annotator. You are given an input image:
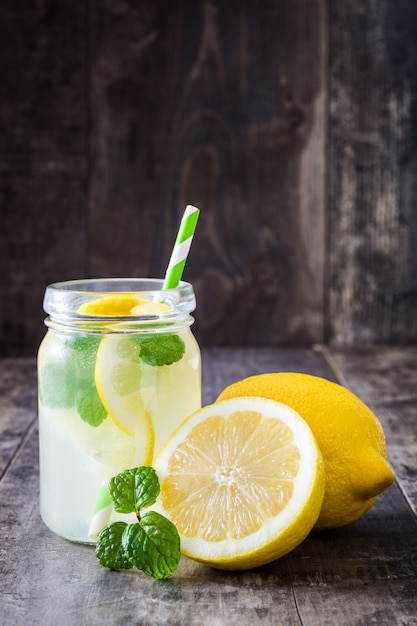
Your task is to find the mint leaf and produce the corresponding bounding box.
[38,362,77,408]
[76,379,107,427]
[122,512,181,580]
[70,335,102,375]
[131,334,185,366]
[96,522,133,570]
[39,334,107,428]
[108,467,160,514]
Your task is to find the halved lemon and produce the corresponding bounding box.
[95,335,155,465]
[153,397,325,570]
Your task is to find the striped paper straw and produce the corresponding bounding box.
[88,205,200,540]
[162,205,200,290]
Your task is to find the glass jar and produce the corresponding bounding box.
[38,278,201,543]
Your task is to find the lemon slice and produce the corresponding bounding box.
[153,397,325,570]
[95,335,155,465]
[78,294,148,316]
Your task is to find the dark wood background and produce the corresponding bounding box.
[1,0,416,356]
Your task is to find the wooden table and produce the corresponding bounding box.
[1,346,416,625]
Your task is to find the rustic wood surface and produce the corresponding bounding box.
[1,346,416,625]
[1,1,415,356]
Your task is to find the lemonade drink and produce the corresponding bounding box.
[38,279,201,543]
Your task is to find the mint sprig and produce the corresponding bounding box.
[96,467,180,580]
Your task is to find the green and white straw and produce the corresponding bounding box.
[88,205,200,540]
[162,205,200,290]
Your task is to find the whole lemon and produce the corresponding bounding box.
[217,372,395,530]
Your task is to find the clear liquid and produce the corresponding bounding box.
[38,327,201,542]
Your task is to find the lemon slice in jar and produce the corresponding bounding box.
[77,294,149,316]
[95,335,155,465]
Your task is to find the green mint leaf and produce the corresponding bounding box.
[38,362,77,408]
[76,379,107,427]
[39,335,107,429]
[71,335,107,427]
[96,522,133,570]
[108,467,160,514]
[132,333,185,367]
[70,335,102,376]
[122,512,181,580]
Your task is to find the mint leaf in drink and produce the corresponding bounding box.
[122,513,181,580]
[108,466,160,514]
[70,335,102,375]
[76,379,108,427]
[39,334,107,428]
[38,362,77,408]
[133,333,185,366]
[96,467,181,579]
[96,521,133,570]
[71,335,107,427]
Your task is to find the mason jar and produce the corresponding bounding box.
[38,278,201,543]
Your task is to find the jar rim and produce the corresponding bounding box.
[43,278,196,327]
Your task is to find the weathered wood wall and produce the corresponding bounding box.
[329,0,417,345]
[0,0,416,356]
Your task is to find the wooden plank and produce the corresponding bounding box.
[0,358,37,476]
[328,346,417,515]
[89,0,326,347]
[329,0,417,345]
[0,2,88,356]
